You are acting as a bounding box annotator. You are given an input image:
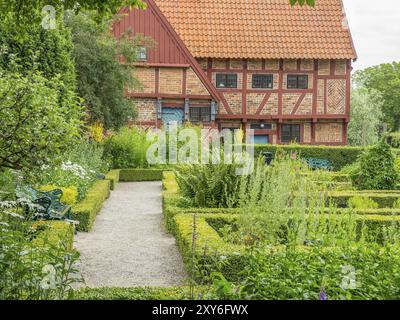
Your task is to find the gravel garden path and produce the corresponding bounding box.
[74,182,187,288]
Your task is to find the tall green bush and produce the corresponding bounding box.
[0,71,81,172]
[253,144,365,171]
[0,18,78,116]
[350,140,399,190]
[66,12,151,129]
[103,127,151,169]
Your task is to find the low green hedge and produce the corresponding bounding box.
[172,213,246,282]
[105,170,120,190]
[73,286,194,300]
[32,221,74,251]
[328,192,400,208]
[72,180,111,232]
[254,144,365,171]
[119,169,165,182]
[334,208,400,216]
[172,212,400,282]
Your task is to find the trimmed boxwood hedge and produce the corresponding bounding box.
[119,169,165,182]
[72,180,111,232]
[172,213,247,282]
[171,211,400,282]
[32,221,74,251]
[72,286,202,300]
[254,144,365,171]
[328,192,400,208]
[105,170,120,190]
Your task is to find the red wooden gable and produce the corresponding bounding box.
[113,5,190,65]
[113,1,221,102]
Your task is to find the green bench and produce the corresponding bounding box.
[16,186,78,226]
[304,158,333,171]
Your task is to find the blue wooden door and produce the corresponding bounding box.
[162,108,184,128]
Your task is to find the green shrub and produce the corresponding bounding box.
[72,180,111,232]
[350,140,399,190]
[348,196,379,210]
[32,221,75,251]
[254,144,365,171]
[119,169,164,182]
[105,170,120,190]
[162,171,242,232]
[394,198,400,209]
[387,131,400,148]
[103,127,151,169]
[395,157,400,172]
[174,163,242,208]
[329,192,400,208]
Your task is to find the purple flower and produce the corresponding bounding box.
[319,288,328,301]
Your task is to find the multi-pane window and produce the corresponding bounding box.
[189,106,211,122]
[252,74,273,89]
[287,75,308,89]
[281,124,301,143]
[216,74,238,88]
[137,46,147,61]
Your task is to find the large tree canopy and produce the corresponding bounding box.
[347,87,383,146]
[354,62,400,131]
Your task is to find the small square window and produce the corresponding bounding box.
[287,75,308,89]
[281,124,301,143]
[189,106,211,122]
[137,46,147,61]
[252,74,273,89]
[216,74,237,88]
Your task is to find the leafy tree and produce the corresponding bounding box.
[350,139,399,190]
[354,62,400,131]
[0,71,81,172]
[0,18,79,119]
[66,12,148,129]
[347,87,383,146]
[0,0,146,30]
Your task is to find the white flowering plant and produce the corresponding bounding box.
[31,140,110,200]
[0,203,82,299]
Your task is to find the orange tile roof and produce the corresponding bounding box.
[153,0,357,60]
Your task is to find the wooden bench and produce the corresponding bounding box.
[304,158,333,171]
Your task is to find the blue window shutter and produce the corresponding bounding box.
[184,99,190,121]
[157,98,162,120]
[211,100,217,121]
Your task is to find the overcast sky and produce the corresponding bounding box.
[342,0,400,70]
